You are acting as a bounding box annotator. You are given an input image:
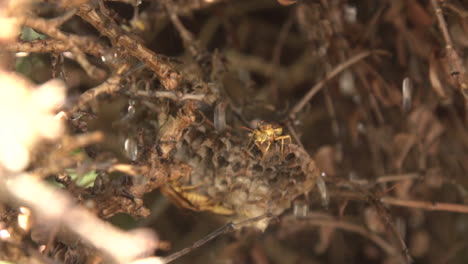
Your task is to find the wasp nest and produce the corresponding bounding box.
[170,124,320,230]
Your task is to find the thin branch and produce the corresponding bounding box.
[286,122,305,150]
[68,35,108,56]
[69,64,130,112]
[157,0,227,17]
[381,197,468,214]
[269,15,294,101]
[48,9,77,27]
[164,1,201,59]
[2,173,161,264]
[446,3,468,18]
[77,3,181,90]
[6,39,105,57]
[226,49,285,78]
[18,16,106,80]
[376,173,420,183]
[134,90,205,102]
[281,215,399,257]
[289,50,390,119]
[6,39,70,53]
[370,198,412,263]
[72,74,121,111]
[163,214,273,263]
[430,0,468,99]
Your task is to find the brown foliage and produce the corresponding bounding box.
[1,0,468,263]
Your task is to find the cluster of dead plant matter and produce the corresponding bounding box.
[2,0,468,263]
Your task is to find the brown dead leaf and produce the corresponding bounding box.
[409,230,430,257]
[392,133,416,170]
[406,0,434,27]
[364,207,386,234]
[277,0,297,6]
[314,145,337,176]
[408,107,444,153]
[394,179,414,200]
[429,55,448,99]
[315,225,335,254]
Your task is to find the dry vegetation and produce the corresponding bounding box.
[1,0,468,263]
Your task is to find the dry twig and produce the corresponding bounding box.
[134,90,205,101]
[164,1,203,59]
[5,38,105,57]
[163,214,273,263]
[18,16,106,80]
[69,71,125,112]
[289,50,390,119]
[381,197,468,214]
[430,0,468,99]
[281,214,399,257]
[78,3,181,90]
[1,173,161,264]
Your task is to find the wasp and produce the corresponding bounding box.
[161,183,234,215]
[242,121,292,154]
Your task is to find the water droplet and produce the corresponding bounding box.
[339,70,355,96]
[136,79,148,90]
[357,123,366,133]
[124,137,139,161]
[317,175,329,209]
[121,99,137,121]
[129,99,137,106]
[127,105,136,118]
[214,102,227,131]
[101,51,117,63]
[293,201,309,218]
[343,4,357,23]
[402,77,413,112]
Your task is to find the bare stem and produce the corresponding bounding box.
[430,0,468,99]
[381,196,468,214]
[18,16,106,80]
[289,50,389,119]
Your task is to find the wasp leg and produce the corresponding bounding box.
[255,141,265,154]
[263,141,272,154]
[245,134,255,152]
[275,135,292,153]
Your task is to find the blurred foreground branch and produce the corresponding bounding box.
[1,172,162,264]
